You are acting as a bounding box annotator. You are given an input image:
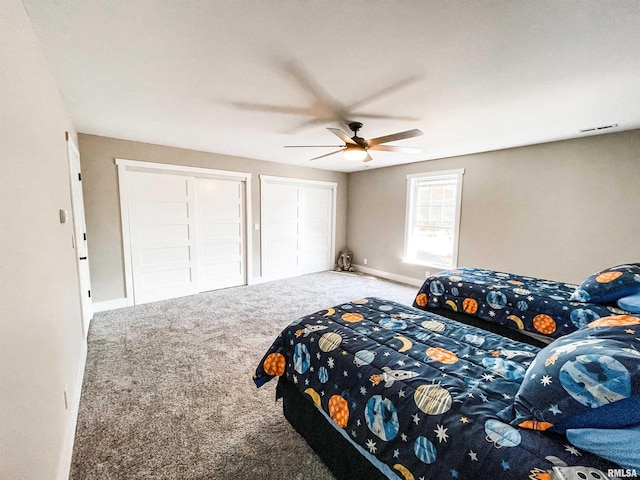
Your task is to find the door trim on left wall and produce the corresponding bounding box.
[66,132,93,338]
[116,159,252,306]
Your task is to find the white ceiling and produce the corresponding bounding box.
[23,0,640,172]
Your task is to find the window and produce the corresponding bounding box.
[404,169,464,269]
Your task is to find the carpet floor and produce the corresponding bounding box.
[70,271,418,479]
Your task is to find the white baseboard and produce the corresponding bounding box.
[93,298,128,313]
[57,338,87,480]
[93,271,421,311]
[352,264,424,287]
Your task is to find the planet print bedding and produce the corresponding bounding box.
[413,267,628,340]
[254,297,617,480]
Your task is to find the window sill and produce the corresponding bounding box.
[402,259,453,271]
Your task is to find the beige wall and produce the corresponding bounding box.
[82,129,640,303]
[78,134,348,304]
[0,1,85,478]
[348,129,640,284]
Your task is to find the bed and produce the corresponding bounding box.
[254,296,638,480]
[412,267,638,342]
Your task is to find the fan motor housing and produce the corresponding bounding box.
[348,121,363,133]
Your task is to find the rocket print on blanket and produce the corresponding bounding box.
[369,367,419,387]
[254,297,620,479]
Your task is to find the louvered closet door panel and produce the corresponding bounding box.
[299,186,332,273]
[128,171,198,304]
[196,177,245,291]
[262,183,300,279]
[261,178,335,281]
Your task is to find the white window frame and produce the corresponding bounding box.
[404,169,464,269]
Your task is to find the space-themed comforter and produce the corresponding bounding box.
[413,267,625,340]
[254,297,616,480]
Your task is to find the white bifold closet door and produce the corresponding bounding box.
[127,170,245,305]
[195,177,245,292]
[299,186,334,273]
[261,176,336,281]
[128,171,197,304]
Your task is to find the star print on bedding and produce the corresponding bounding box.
[413,267,627,339]
[254,298,618,479]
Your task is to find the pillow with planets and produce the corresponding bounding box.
[498,314,640,434]
[570,263,640,304]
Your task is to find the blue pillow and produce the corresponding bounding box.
[570,263,640,304]
[619,293,640,313]
[566,424,640,470]
[498,315,640,433]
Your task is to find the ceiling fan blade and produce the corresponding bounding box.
[284,60,335,108]
[282,60,349,125]
[367,129,423,146]
[231,101,314,116]
[363,152,374,163]
[309,149,345,161]
[369,145,423,154]
[287,117,332,134]
[284,145,343,148]
[347,76,421,112]
[327,128,357,145]
[351,112,422,122]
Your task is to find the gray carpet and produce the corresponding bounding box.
[71,271,418,479]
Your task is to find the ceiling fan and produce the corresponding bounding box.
[231,60,422,133]
[284,121,423,162]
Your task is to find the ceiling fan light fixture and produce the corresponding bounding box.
[343,146,368,161]
[284,122,423,163]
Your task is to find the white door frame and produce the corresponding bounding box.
[116,159,252,306]
[66,132,93,338]
[259,175,337,281]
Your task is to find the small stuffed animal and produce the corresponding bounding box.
[335,250,354,272]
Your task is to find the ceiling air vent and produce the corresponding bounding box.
[579,123,618,133]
